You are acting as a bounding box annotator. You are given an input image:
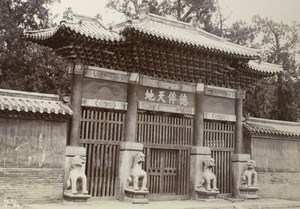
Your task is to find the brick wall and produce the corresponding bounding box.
[0,168,64,204]
[0,117,68,204]
[258,172,300,201]
[246,137,300,201]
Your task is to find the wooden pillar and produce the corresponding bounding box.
[235,88,245,154]
[69,63,85,146]
[190,83,210,200]
[193,83,205,146]
[124,73,139,142]
[117,73,145,201]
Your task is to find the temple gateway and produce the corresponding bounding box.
[25,10,284,201]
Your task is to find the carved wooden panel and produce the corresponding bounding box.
[138,102,195,115]
[140,76,196,93]
[203,95,235,115]
[205,86,236,99]
[85,66,129,83]
[82,98,127,110]
[204,112,236,122]
[82,78,127,102]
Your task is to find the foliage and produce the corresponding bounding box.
[226,16,300,121]
[106,0,218,33]
[0,0,71,97]
[223,20,258,47]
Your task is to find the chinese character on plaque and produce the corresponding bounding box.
[157,91,166,103]
[168,91,177,105]
[145,89,155,101]
[179,93,188,106]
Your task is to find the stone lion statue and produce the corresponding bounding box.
[242,160,258,187]
[198,156,219,191]
[127,152,148,191]
[67,155,88,195]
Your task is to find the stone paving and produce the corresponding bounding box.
[23,198,300,209]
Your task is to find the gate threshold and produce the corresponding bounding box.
[26,198,300,209]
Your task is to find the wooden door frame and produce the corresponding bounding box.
[143,145,191,200]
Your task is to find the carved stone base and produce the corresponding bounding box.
[64,192,91,202]
[239,186,260,199]
[195,189,220,201]
[124,189,149,204]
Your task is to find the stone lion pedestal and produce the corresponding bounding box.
[124,152,149,204]
[239,160,260,199]
[118,142,149,204]
[195,156,220,201]
[64,146,91,202]
[124,189,149,204]
[239,186,260,199]
[195,188,219,201]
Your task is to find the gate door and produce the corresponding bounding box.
[203,120,235,194]
[80,107,125,197]
[138,112,193,200]
[143,148,190,199]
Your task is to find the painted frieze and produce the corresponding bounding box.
[84,66,129,83]
[140,76,195,93]
[82,98,127,110]
[82,78,127,102]
[205,85,236,99]
[204,112,236,122]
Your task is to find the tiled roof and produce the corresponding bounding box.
[247,60,283,75]
[26,11,260,58]
[119,14,260,58]
[25,11,285,76]
[244,117,300,138]
[25,13,121,42]
[0,89,73,116]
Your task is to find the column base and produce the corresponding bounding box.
[239,186,260,199]
[195,188,220,201]
[64,192,91,202]
[124,188,149,204]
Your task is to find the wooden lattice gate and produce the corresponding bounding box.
[138,113,193,200]
[79,107,125,197]
[203,120,235,194]
[79,107,234,198]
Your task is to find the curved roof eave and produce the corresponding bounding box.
[25,13,122,44]
[246,60,283,75]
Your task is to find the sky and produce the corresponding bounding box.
[50,0,300,26]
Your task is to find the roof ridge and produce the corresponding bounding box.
[247,117,300,126]
[147,13,195,31]
[73,13,98,22]
[0,89,59,101]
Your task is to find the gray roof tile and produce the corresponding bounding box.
[244,117,300,138]
[0,89,73,116]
